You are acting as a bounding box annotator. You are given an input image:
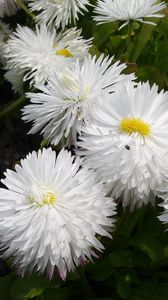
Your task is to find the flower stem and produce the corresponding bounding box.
[0,95,26,120]
[127,20,132,61]
[16,0,35,19]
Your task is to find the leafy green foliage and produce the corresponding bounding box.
[10,274,54,300]
[0,275,15,300]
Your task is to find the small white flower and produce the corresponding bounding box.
[28,0,90,29]
[0,148,116,279]
[94,0,166,29]
[78,81,168,209]
[4,24,92,85]
[0,0,19,17]
[22,54,135,145]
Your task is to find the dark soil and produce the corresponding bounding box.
[0,79,41,183]
[0,117,42,182]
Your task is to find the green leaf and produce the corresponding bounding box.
[122,269,137,285]
[89,45,102,57]
[0,275,15,300]
[10,274,55,300]
[132,283,168,300]
[86,259,114,281]
[131,18,161,62]
[116,273,132,299]
[43,286,73,300]
[132,234,163,262]
[136,65,166,89]
[23,288,43,299]
[93,22,119,50]
[108,250,142,268]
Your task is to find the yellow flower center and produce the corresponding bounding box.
[56,48,73,57]
[120,117,151,137]
[42,192,55,205]
[29,191,56,207]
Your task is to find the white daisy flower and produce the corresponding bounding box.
[28,0,90,29]
[78,81,168,209]
[0,0,20,17]
[22,54,135,146]
[0,148,116,279]
[94,0,166,29]
[4,24,92,85]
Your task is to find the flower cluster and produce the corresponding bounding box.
[0,0,168,282]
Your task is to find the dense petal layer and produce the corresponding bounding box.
[28,0,90,29]
[4,25,92,85]
[0,148,116,279]
[94,0,166,28]
[78,81,168,209]
[22,55,135,145]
